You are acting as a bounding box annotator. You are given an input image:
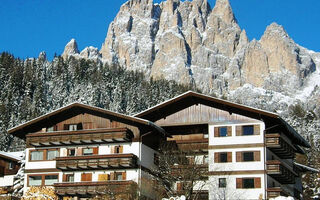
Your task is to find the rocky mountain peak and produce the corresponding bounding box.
[62,39,79,59]
[211,0,236,24]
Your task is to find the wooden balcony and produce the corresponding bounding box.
[171,164,208,178]
[266,160,297,184]
[56,154,138,170]
[54,181,137,196]
[265,133,295,158]
[266,187,288,199]
[26,128,133,147]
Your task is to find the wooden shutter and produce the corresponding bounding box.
[254,151,260,161]
[110,172,115,180]
[64,124,69,130]
[63,174,67,182]
[254,177,261,188]
[227,126,232,136]
[214,153,219,163]
[236,152,242,162]
[119,146,123,153]
[93,147,99,155]
[122,172,126,180]
[177,182,182,191]
[86,173,92,181]
[236,126,242,136]
[98,174,109,181]
[236,178,242,188]
[227,152,232,162]
[214,127,219,137]
[62,149,68,157]
[77,147,82,156]
[111,146,114,154]
[254,125,260,135]
[81,173,86,181]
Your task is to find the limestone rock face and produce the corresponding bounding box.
[62,39,79,59]
[62,0,319,98]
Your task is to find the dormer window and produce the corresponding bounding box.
[46,125,57,132]
[64,123,83,131]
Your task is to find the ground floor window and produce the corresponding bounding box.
[219,178,226,188]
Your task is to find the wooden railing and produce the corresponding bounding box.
[56,154,138,170]
[26,128,133,147]
[265,133,295,158]
[54,180,136,196]
[266,160,297,184]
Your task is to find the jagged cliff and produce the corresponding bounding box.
[62,0,319,99]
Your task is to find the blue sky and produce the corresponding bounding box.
[0,0,319,60]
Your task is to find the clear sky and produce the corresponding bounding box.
[0,0,319,60]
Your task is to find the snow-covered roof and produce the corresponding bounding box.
[294,162,320,173]
[0,151,23,162]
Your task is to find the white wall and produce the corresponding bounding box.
[209,174,265,200]
[0,175,14,187]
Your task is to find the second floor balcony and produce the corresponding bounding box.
[265,133,295,158]
[266,160,297,184]
[26,128,134,147]
[56,154,138,170]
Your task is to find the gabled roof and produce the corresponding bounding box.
[135,91,310,148]
[0,151,23,162]
[8,103,161,139]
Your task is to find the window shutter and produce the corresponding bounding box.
[62,149,67,157]
[214,127,219,137]
[214,153,219,163]
[254,177,261,188]
[236,126,242,136]
[122,172,126,180]
[236,152,242,162]
[77,147,82,156]
[63,174,67,182]
[111,146,114,154]
[227,126,232,136]
[177,182,182,191]
[119,146,123,153]
[81,173,86,181]
[53,125,58,131]
[64,124,69,130]
[254,151,260,161]
[87,173,92,181]
[227,152,232,162]
[93,147,99,155]
[98,174,109,181]
[236,178,242,188]
[254,125,260,135]
[110,172,115,180]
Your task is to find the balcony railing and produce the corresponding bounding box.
[54,181,137,196]
[265,133,295,158]
[26,128,133,147]
[266,187,288,199]
[56,154,138,170]
[266,160,297,184]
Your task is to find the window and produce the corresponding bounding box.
[219,178,226,188]
[236,177,261,189]
[219,153,228,163]
[28,174,59,186]
[83,148,93,155]
[44,175,58,185]
[204,155,209,164]
[64,123,82,131]
[115,173,123,180]
[113,145,123,154]
[219,127,227,137]
[214,126,231,137]
[243,178,255,188]
[242,125,254,135]
[30,150,44,161]
[68,149,76,156]
[29,149,59,161]
[243,152,254,162]
[65,174,74,182]
[69,124,77,131]
[81,173,92,181]
[47,149,59,160]
[8,162,15,170]
[29,175,42,186]
[46,125,57,132]
[215,152,232,163]
[236,151,260,162]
